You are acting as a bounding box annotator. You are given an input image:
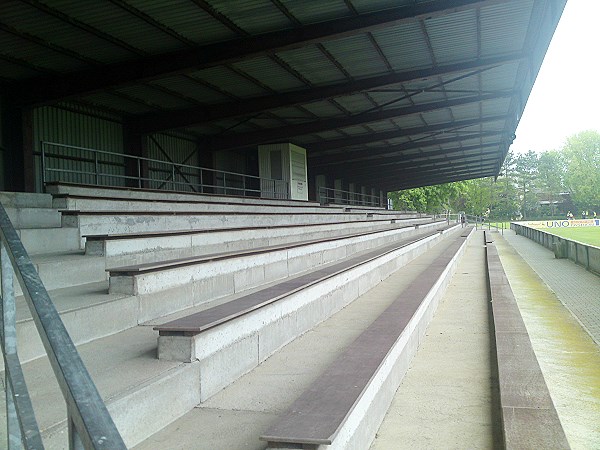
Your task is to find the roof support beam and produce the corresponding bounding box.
[129,54,522,133]
[319,144,501,178]
[205,93,513,151]
[341,155,499,185]
[381,168,497,191]
[377,163,498,189]
[11,0,506,106]
[306,115,507,153]
[310,132,505,167]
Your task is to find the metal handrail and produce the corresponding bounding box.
[41,142,289,199]
[318,186,383,207]
[0,203,125,449]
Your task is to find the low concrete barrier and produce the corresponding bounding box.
[485,232,569,449]
[261,228,471,450]
[87,218,439,269]
[109,222,444,322]
[511,223,600,276]
[156,225,460,401]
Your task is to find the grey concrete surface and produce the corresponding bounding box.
[371,230,501,450]
[93,219,434,270]
[502,230,600,345]
[0,326,191,448]
[497,232,600,450]
[46,183,322,208]
[134,233,461,450]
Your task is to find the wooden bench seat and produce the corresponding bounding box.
[260,228,471,448]
[83,219,434,267]
[154,225,455,338]
[151,226,461,406]
[110,222,435,276]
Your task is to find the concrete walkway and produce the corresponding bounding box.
[372,229,502,449]
[498,230,600,449]
[502,230,600,345]
[134,230,467,449]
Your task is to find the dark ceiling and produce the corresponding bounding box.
[0,0,566,191]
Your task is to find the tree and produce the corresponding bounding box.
[513,150,539,219]
[537,151,565,217]
[387,130,599,219]
[562,130,600,212]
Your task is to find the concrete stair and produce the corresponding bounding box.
[1,186,461,449]
[5,225,463,449]
[1,192,61,229]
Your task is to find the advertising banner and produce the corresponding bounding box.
[515,219,600,229]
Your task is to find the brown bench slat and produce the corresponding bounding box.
[83,218,422,240]
[261,231,467,445]
[155,226,454,335]
[109,222,432,274]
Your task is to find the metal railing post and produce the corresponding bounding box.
[69,416,85,450]
[41,143,47,188]
[171,164,176,191]
[2,243,20,449]
[137,158,142,189]
[1,241,44,449]
[94,152,99,186]
[0,203,126,450]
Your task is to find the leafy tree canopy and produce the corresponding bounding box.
[388,130,600,219]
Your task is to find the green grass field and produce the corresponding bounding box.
[539,226,600,247]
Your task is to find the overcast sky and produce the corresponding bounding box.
[510,0,600,154]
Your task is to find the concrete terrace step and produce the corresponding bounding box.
[5,227,460,449]
[87,218,438,269]
[1,326,194,449]
[133,228,467,450]
[46,182,322,208]
[14,252,106,296]
[17,226,82,255]
[109,222,446,323]
[153,226,458,402]
[0,191,53,208]
[14,281,136,364]
[53,194,343,215]
[62,209,415,237]
[4,207,62,229]
[261,229,471,449]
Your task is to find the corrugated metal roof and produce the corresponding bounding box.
[349,0,414,15]
[114,85,196,110]
[82,92,156,114]
[209,0,293,35]
[124,0,237,44]
[372,22,433,71]
[276,45,348,86]
[45,0,186,54]
[300,100,346,118]
[149,76,230,105]
[330,93,377,115]
[0,29,88,73]
[278,0,353,25]
[322,34,390,79]
[192,66,269,98]
[0,0,565,190]
[232,56,307,92]
[480,1,534,57]
[425,9,479,65]
[0,1,136,64]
